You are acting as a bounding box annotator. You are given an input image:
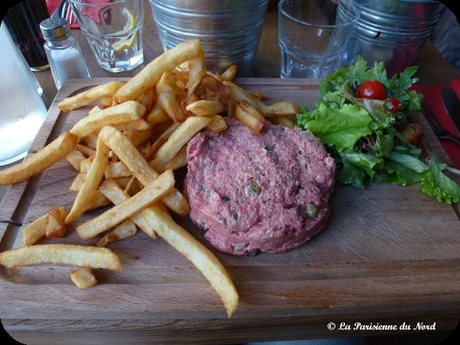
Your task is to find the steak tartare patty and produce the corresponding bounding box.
[185,118,336,256]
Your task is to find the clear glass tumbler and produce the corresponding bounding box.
[69,0,144,73]
[279,0,359,79]
[0,24,48,166]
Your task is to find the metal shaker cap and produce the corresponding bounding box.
[40,18,71,41]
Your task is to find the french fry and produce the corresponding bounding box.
[186,50,206,96]
[144,137,168,162]
[70,172,86,193]
[79,156,93,173]
[146,103,171,125]
[98,126,190,216]
[88,105,103,115]
[205,114,228,133]
[77,169,175,239]
[157,72,187,123]
[104,161,132,179]
[58,81,123,112]
[45,206,68,238]
[143,204,239,318]
[84,134,98,149]
[70,267,98,289]
[227,98,238,118]
[69,173,111,210]
[123,128,153,147]
[70,101,146,138]
[136,140,152,157]
[99,96,114,109]
[114,39,202,103]
[181,92,201,113]
[273,116,296,128]
[254,91,268,100]
[198,76,230,106]
[99,179,156,238]
[65,136,110,225]
[0,244,123,271]
[145,122,180,161]
[22,216,47,246]
[77,144,96,157]
[136,87,156,113]
[151,116,173,133]
[151,116,212,173]
[186,100,224,116]
[86,191,111,211]
[171,67,190,83]
[235,100,268,135]
[111,119,150,132]
[65,149,86,171]
[0,131,78,186]
[206,71,224,83]
[122,176,139,195]
[114,176,141,195]
[164,146,187,171]
[224,81,300,116]
[221,65,237,81]
[97,219,138,247]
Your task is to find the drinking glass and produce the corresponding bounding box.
[3,0,50,71]
[69,0,144,73]
[0,24,48,166]
[279,0,359,78]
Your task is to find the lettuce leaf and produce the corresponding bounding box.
[297,103,372,152]
[419,152,460,205]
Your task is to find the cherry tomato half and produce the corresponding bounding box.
[385,98,403,113]
[398,123,422,143]
[357,80,386,100]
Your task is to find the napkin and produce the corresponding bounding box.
[46,0,80,29]
[411,79,460,169]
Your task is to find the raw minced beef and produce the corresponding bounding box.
[185,118,336,256]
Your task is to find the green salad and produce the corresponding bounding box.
[297,56,460,204]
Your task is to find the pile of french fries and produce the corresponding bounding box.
[0,39,300,317]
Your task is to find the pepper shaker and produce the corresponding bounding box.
[40,18,90,90]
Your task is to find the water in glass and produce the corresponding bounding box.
[0,25,47,166]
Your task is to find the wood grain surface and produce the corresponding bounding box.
[1,78,460,344]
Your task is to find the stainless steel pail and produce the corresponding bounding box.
[149,0,269,77]
[341,0,446,75]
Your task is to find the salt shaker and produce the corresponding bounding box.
[40,18,90,90]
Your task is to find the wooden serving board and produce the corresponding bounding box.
[1,78,460,342]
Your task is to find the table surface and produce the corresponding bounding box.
[2,1,460,343]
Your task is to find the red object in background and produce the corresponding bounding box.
[411,79,460,169]
[46,0,80,29]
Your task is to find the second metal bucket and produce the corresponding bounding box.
[340,0,446,75]
[149,0,269,77]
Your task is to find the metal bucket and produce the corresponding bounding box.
[341,0,446,75]
[149,0,269,77]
